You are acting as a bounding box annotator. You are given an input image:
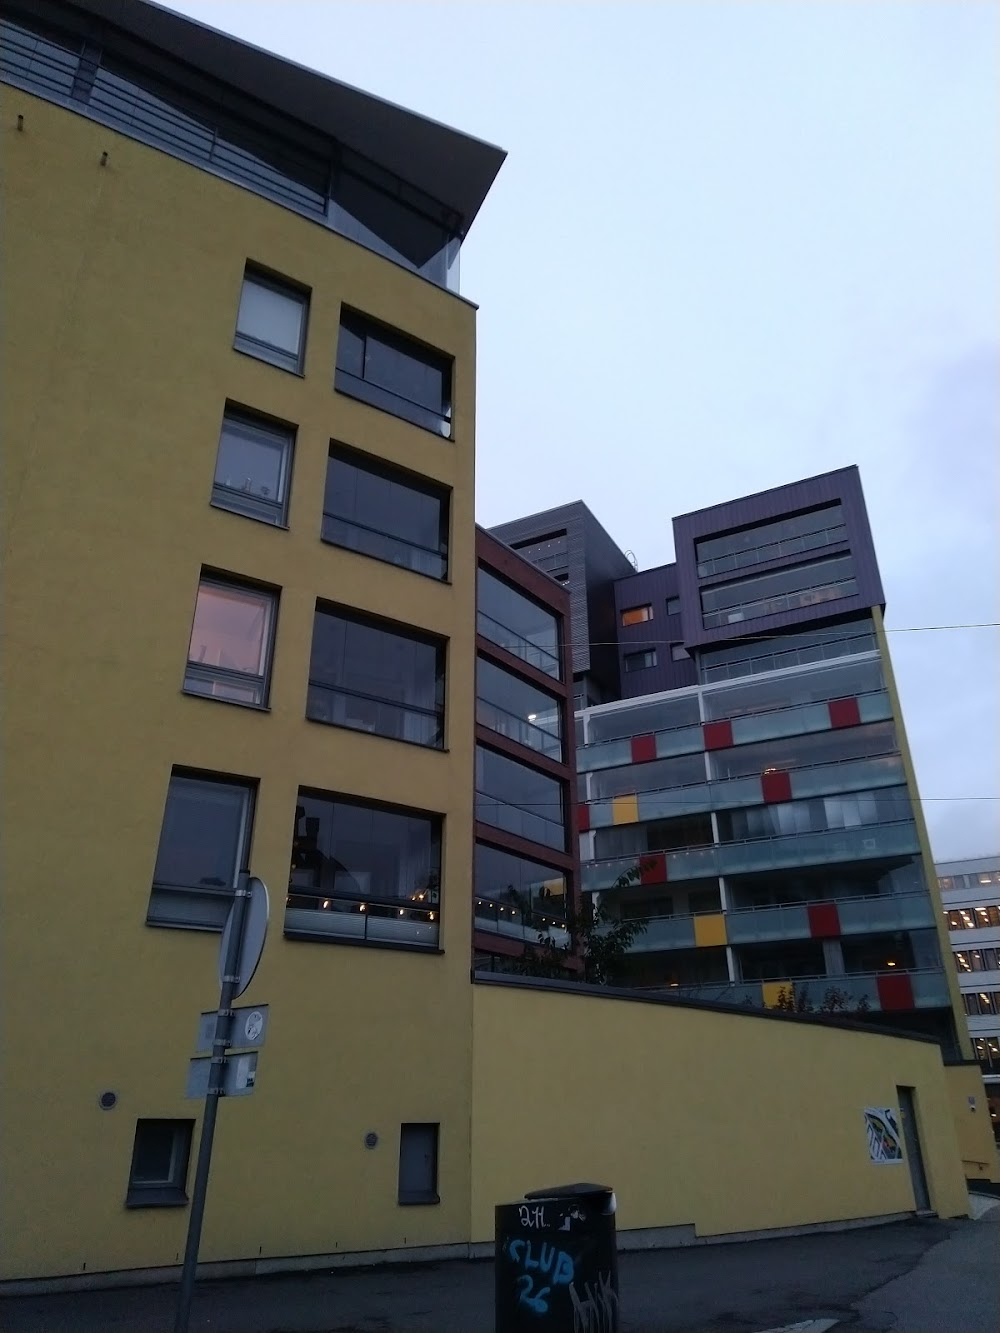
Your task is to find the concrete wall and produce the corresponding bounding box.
[2,93,478,1280]
[471,981,971,1242]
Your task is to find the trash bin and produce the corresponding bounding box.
[495,1182,618,1333]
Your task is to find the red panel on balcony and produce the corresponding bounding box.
[761,769,792,804]
[807,902,840,939]
[640,853,667,886]
[703,720,733,751]
[630,733,657,764]
[876,972,914,1011]
[828,696,861,729]
[577,803,590,833]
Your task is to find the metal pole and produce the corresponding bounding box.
[174,872,251,1333]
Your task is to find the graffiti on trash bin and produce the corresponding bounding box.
[569,1270,618,1333]
[502,1235,575,1315]
[518,1203,548,1229]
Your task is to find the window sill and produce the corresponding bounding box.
[209,499,290,531]
[182,688,271,714]
[398,1194,441,1207]
[232,342,305,378]
[125,1188,188,1209]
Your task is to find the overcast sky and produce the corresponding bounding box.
[170,1,998,861]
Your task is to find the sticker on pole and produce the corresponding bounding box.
[219,876,269,999]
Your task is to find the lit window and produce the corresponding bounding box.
[126,1120,193,1208]
[184,577,277,707]
[234,268,309,373]
[211,409,294,526]
[621,605,653,626]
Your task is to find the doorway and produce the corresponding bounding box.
[896,1086,931,1212]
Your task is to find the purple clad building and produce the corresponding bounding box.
[490,466,969,1057]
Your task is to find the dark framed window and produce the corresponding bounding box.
[126,1120,193,1208]
[476,567,561,680]
[475,745,566,851]
[211,408,294,526]
[307,605,445,748]
[285,791,442,949]
[624,649,656,672]
[666,597,682,615]
[322,444,449,579]
[234,267,309,373]
[696,503,847,578]
[398,1123,439,1205]
[621,604,653,626]
[476,657,563,760]
[700,555,857,629]
[183,575,277,707]
[147,772,254,931]
[474,843,568,929]
[335,310,452,437]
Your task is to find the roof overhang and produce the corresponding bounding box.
[68,0,507,230]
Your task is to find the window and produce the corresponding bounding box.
[594,812,714,860]
[963,991,1000,1017]
[147,773,254,931]
[955,948,1000,973]
[708,721,897,781]
[183,576,277,707]
[670,643,690,662]
[476,568,561,679]
[621,604,653,626]
[285,792,442,948]
[126,1120,193,1208]
[510,532,569,574]
[702,657,884,721]
[322,445,449,579]
[476,657,563,760]
[699,617,877,684]
[398,1124,439,1205]
[211,409,294,526]
[695,503,847,578]
[336,311,452,436]
[475,843,568,925]
[716,786,910,842]
[666,597,682,615]
[947,905,1000,931]
[624,650,656,672]
[972,1037,1000,1075]
[587,693,701,744]
[307,606,445,748]
[234,268,308,373]
[700,555,857,629]
[590,751,706,800]
[475,746,566,850]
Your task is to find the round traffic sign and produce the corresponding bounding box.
[219,876,269,999]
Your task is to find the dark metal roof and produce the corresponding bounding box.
[70,0,507,230]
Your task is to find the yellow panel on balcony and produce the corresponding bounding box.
[611,794,639,825]
[693,913,727,948]
[761,980,793,1009]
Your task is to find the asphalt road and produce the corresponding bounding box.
[2,1210,998,1333]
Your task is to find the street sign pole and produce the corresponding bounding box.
[173,873,251,1333]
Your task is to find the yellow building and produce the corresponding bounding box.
[0,0,990,1294]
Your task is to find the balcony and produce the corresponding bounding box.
[284,894,439,948]
[727,890,936,944]
[583,821,921,891]
[474,897,570,948]
[655,968,952,1012]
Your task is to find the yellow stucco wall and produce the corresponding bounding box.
[2,94,478,1280]
[943,1065,1000,1184]
[471,984,971,1242]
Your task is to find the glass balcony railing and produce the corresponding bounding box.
[474,897,570,947]
[659,968,951,1011]
[476,698,563,760]
[582,821,922,891]
[284,895,439,948]
[476,611,561,680]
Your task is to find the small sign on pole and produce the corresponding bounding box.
[194,1005,269,1055]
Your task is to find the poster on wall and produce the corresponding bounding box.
[864,1107,903,1163]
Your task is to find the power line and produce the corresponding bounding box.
[569,623,999,649]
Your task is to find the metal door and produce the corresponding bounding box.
[896,1086,931,1211]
